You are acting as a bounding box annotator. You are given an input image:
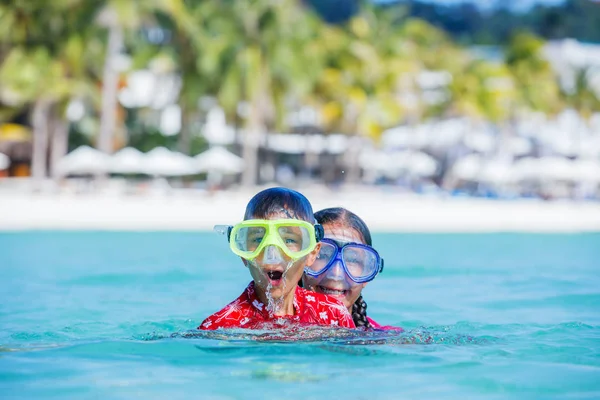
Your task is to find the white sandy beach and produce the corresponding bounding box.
[1,186,600,232]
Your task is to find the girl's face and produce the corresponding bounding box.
[245,211,320,302]
[302,223,367,312]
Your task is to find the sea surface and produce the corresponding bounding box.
[1,231,599,399]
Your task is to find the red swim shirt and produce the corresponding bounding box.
[367,317,404,332]
[198,282,356,330]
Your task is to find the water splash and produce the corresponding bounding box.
[154,325,496,346]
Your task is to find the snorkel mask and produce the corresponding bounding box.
[215,219,324,262]
[304,238,384,284]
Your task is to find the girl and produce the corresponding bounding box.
[199,188,355,330]
[303,207,402,330]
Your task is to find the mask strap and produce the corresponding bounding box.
[314,224,324,242]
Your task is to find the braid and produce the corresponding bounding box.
[351,295,371,328]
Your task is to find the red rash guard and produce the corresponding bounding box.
[199,282,356,330]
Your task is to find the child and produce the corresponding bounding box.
[199,188,355,330]
[304,207,403,331]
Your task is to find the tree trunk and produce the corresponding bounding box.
[241,100,262,187]
[177,105,193,155]
[344,133,362,184]
[98,21,123,155]
[50,111,69,179]
[31,99,52,190]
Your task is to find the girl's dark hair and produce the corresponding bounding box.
[244,187,316,223]
[313,207,374,328]
[313,207,372,245]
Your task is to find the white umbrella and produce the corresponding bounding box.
[109,147,146,174]
[359,150,437,178]
[326,134,348,154]
[56,145,110,176]
[143,147,197,176]
[537,156,574,181]
[451,154,484,181]
[359,149,392,171]
[508,137,533,156]
[571,159,600,182]
[463,133,495,153]
[266,133,306,154]
[194,146,244,174]
[480,160,516,184]
[0,152,10,170]
[401,151,438,177]
[513,157,542,182]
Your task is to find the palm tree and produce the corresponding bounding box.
[90,0,194,158]
[196,0,326,186]
[505,32,561,116]
[0,1,102,183]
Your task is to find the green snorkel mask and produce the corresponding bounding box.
[214,219,324,261]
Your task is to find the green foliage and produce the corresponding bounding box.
[1,0,598,164]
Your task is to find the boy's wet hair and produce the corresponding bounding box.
[314,207,374,329]
[244,187,316,223]
[313,207,372,246]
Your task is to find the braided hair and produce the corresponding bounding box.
[352,295,370,328]
[314,207,373,329]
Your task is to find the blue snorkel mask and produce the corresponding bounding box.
[304,238,384,284]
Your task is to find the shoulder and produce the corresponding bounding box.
[198,285,253,330]
[298,287,355,328]
[297,287,343,309]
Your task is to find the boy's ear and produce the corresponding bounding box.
[306,243,321,266]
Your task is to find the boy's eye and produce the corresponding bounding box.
[249,236,263,244]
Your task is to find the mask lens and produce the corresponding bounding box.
[306,241,336,274]
[277,225,311,254]
[342,245,378,279]
[234,226,266,253]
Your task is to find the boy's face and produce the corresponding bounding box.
[245,210,320,301]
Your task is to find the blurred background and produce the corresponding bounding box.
[1,0,600,203]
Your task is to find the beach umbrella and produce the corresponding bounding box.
[400,151,438,177]
[326,134,348,155]
[513,157,542,181]
[537,156,574,181]
[358,149,392,171]
[359,150,437,178]
[55,146,110,176]
[463,133,495,153]
[571,159,600,182]
[427,119,466,149]
[450,154,484,181]
[479,160,516,184]
[0,152,9,170]
[266,133,306,154]
[508,137,533,156]
[109,147,146,174]
[143,147,197,176]
[194,146,244,174]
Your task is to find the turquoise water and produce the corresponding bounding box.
[1,232,599,399]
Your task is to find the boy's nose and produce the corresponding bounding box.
[261,245,285,264]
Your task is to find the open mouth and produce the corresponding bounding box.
[317,285,347,297]
[266,270,284,285]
